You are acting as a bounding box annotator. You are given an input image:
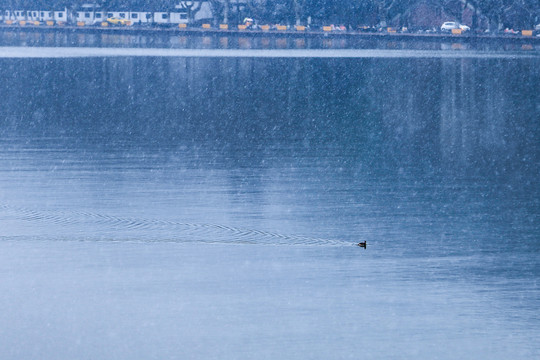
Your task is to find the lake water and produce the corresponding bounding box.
[0,36,539,359]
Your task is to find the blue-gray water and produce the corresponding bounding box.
[0,48,539,359]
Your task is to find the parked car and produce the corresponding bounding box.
[441,21,459,32]
[504,28,519,34]
[107,17,130,26]
[441,22,470,32]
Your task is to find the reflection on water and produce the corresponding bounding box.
[0,30,538,52]
[0,55,538,358]
[0,56,538,254]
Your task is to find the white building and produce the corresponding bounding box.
[38,11,55,22]
[76,11,106,25]
[54,10,68,23]
[128,12,154,24]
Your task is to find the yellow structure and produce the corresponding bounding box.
[522,30,533,36]
[261,25,270,31]
[77,21,85,26]
[451,28,462,35]
[178,23,187,28]
[238,24,246,30]
[277,25,287,31]
[219,24,228,30]
[202,23,211,29]
[296,25,305,31]
[322,26,332,31]
[46,21,54,26]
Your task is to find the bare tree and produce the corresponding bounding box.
[208,0,223,23]
[185,1,203,24]
[292,0,306,25]
[209,0,231,23]
[373,0,400,27]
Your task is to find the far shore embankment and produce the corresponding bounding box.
[1,23,539,46]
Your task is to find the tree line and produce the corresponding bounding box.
[1,0,539,30]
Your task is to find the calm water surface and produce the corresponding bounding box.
[0,50,538,359]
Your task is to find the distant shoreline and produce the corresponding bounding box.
[2,46,538,59]
[1,24,539,45]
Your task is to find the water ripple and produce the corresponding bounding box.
[0,204,344,246]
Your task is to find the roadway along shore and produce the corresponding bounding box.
[1,24,539,45]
